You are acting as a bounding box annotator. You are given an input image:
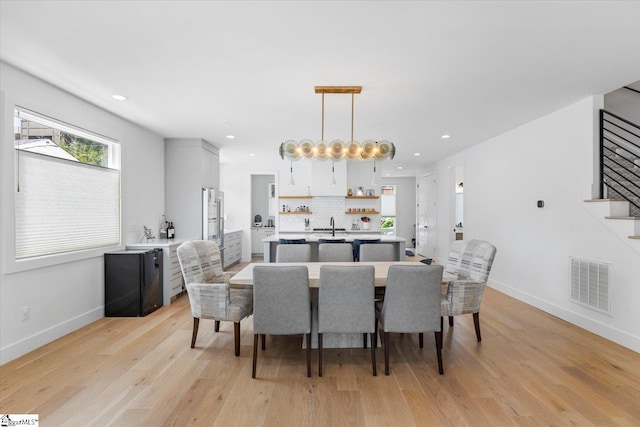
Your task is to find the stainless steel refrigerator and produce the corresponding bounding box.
[202,188,224,254]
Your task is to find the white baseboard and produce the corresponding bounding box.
[0,307,103,365]
[488,279,640,354]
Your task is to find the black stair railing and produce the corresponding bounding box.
[600,110,640,214]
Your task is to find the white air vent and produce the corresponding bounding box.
[570,257,612,315]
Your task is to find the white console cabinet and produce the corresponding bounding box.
[223,230,242,269]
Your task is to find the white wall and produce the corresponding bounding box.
[0,62,165,364]
[221,156,283,262]
[605,83,640,125]
[423,95,640,352]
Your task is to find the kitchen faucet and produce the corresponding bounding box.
[330,217,335,237]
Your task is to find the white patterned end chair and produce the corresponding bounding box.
[176,240,253,356]
[441,239,497,342]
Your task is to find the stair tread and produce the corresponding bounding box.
[583,198,626,202]
[605,216,640,220]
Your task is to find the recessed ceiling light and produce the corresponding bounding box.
[249,153,255,157]
[385,173,391,176]
[112,94,127,101]
[441,134,450,139]
[397,166,404,170]
[414,152,421,156]
[226,135,235,139]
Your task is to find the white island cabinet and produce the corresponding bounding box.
[126,238,188,306]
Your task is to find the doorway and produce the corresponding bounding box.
[250,173,276,257]
[417,173,437,258]
[451,165,464,241]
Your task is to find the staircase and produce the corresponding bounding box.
[600,110,640,216]
[583,198,640,253]
[588,110,640,253]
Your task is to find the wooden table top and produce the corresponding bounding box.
[229,261,456,287]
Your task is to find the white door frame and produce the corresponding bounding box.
[417,173,437,258]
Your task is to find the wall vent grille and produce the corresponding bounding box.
[570,257,612,315]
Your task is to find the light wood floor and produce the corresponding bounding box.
[2,261,640,426]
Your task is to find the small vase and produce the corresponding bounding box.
[348,188,353,197]
[363,222,370,230]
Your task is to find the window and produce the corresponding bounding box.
[14,107,121,259]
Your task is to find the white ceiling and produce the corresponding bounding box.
[2,1,640,176]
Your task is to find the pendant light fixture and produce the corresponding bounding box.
[331,161,337,186]
[279,86,396,164]
[371,160,378,186]
[288,160,295,186]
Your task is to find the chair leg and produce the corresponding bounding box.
[370,332,377,376]
[435,330,444,375]
[214,320,220,332]
[191,317,200,348]
[449,316,454,327]
[374,319,379,349]
[440,316,444,333]
[384,331,390,376]
[473,312,482,342]
[306,333,311,378]
[261,334,266,351]
[363,333,368,349]
[234,322,241,357]
[252,334,259,378]
[318,333,323,377]
[419,332,424,348]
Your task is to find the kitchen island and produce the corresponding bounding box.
[262,233,407,262]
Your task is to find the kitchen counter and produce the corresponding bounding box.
[278,229,382,234]
[263,233,405,243]
[263,233,406,262]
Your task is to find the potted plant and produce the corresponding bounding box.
[361,216,371,230]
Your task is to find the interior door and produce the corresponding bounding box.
[417,173,437,258]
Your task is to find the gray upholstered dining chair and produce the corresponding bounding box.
[252,265,312,378]
[176,240,253,356]
[275,243,311,262]
[318,243,354,262]
[317,265,377,376]
[359,243,395,262]
[376,264,444,375]
[359,243,395,301]
[441,239,497,342]
[352,238,381,261]
[318,238,346,244]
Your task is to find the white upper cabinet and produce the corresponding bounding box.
[310,159,347,196]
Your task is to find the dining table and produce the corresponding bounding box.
[230,261,456,287]
[229,261,456,349]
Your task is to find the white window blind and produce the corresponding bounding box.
[15,151,120,258]
[14,107,121,259]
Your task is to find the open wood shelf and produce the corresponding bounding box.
[345,211,379,215]
[279,211,313,215]
[345,196,379,199]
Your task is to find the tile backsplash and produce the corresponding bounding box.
[279,196,380,232]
